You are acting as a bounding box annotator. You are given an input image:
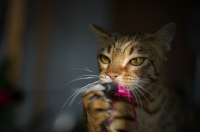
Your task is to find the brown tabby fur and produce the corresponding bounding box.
[82,23,190,132]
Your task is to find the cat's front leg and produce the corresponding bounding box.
[82,90,113,132]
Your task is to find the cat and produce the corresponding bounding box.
[81,23,190,132]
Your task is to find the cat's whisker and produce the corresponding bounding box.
[65,67,93,73]
[138,74,171,82]
[129,87,139,107]
[132,86,148,128]
[132,87,142,109]
[62,86,87,110]
[68,80,100,107]
[61,87,86,111]
[68,86,89,108]
[132,87,143,118]
[137,80,164,89]
[127,89,132,102]
[60,76,99,91]
[61,80,100,111]
[135,84,167,115]
[80,66,91,70]
[133,85,153,111]
[68,85,95,107]
[66,81,99,109]
[62,86,89,108]
[135,84,160,104]
[67,77,99,84]
[68,81,100,108]
[78,75,100,77]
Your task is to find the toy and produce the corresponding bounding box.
[102,82,138,127]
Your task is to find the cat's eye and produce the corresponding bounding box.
[99,55,110,64]
[130,57,145,66]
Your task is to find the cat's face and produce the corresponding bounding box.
[90,23,175,90]
[98,36,155,89]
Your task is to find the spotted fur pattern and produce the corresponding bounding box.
[82,23,189,132]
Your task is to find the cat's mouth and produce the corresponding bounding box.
[102,80,134,91]
[100,74,144,91]
[100,76,145,99]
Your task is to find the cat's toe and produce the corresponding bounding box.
[88,96,111,112]
[82,90,111,123]
[82,90,105,109]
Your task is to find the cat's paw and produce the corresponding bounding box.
[82,89,111,131]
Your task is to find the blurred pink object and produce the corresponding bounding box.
[0,89,12,107]
[108,84,138,128]
[115,84,134,99]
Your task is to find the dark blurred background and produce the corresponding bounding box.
[0,0,200,132]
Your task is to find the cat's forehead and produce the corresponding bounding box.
[114,41,136,54]
[100,35,144,55]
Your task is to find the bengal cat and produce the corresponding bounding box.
[81,23,189,132]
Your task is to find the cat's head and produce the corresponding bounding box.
[90,23,175,89]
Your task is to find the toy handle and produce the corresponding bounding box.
[102,82,118,94]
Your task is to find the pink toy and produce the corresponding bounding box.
[108,84,138,128]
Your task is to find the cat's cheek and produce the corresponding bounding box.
[99,74,112,83]
[99,75,106,83]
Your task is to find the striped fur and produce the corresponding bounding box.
[82,23,189,132]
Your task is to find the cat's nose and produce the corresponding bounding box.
[106,72,119,80]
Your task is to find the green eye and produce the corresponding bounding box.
[99,55,110,64]
[130,57,145,66]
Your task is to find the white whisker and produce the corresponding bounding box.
[67,77,99,84]
[129,87,139,106]
[138,80,164,89]
[134,86,152,111]
[78,75,100,77]
[133,88,143,118]
[60,76,99,91]
[138,74,172,83]
[135,84,167,115]
[66,81,100,109]
[62,86,88,110]
[132,87,142,109]
[68,81,100,108]
[65,67,93,72]
[135,84,160,104]
[80,66,91,70]
[61,80,100,112]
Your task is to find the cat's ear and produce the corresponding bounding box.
[151,23,176,52]
[89,23,111,45]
